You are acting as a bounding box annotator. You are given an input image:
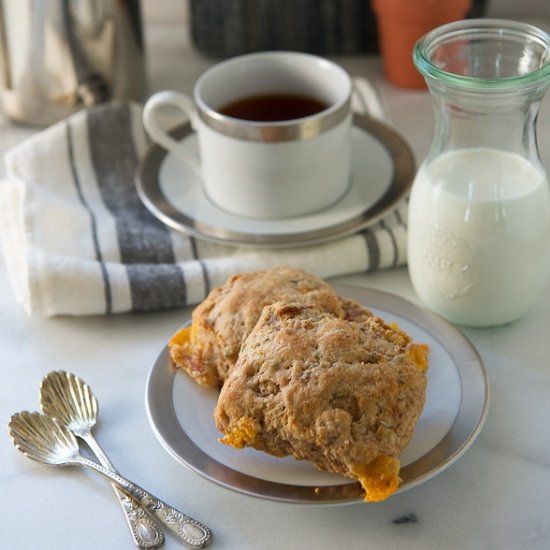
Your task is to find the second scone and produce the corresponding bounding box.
[168,267,372,388]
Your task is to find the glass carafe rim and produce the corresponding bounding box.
[414,18,550,90]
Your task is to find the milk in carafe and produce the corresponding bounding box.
[408,148,550,326]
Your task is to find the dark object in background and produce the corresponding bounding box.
[190,0,486,58]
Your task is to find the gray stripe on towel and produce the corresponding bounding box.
[126,264,187,311]
[66,120,113,314]
[362,228,380,271]
[87,102,187,310]
[379,220,399,268]
[190,238,211,296]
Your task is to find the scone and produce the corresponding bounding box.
[168,267,372,387]
[214,302,428,502]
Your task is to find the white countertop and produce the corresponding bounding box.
[2,22,550,550]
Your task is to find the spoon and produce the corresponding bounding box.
[9,411,212,549]
[39,371,164,549]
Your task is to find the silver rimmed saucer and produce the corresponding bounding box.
[136,115,415,248]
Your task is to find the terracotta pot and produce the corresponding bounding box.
[372,0,473,88]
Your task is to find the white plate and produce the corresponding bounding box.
[145,285,490,504]
[136,115,414,248]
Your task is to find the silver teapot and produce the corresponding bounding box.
[0,0,146,126]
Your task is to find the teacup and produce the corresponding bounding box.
[142,51,353,219]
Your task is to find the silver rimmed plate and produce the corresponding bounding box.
[145,285,489,504]
[136,115,414,248]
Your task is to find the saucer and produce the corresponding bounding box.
[136,115,415,248]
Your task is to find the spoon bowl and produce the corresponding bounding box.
[9,411,80,466]
[40,370,98,437]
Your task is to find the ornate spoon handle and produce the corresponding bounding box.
[82,433,164,549]
[75,455,212,548]
[115,486,165,549]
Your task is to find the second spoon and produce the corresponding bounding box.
[40,370,164,549]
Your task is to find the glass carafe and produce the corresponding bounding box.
[408,19,550,326]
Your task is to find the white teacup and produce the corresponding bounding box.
[142,51,352,219]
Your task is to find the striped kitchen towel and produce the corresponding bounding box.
[0,86,409,317]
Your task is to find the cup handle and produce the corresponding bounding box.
[142,90,201,173]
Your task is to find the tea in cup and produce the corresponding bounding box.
[142,51,353,219]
